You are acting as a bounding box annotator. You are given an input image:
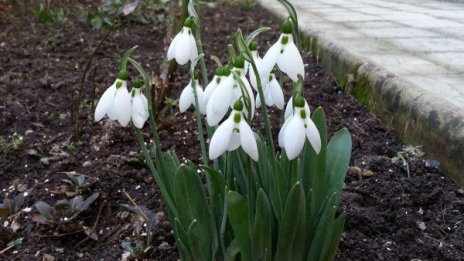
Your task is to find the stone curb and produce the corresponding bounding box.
[258,1,464,186]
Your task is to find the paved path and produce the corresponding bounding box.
[258,0,464,185]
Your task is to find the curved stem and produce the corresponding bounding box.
[191,79,209,166]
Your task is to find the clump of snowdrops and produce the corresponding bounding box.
[94,1,352,260]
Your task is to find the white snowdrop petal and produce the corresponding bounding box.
[207,76,234,126]
[204,76,218,103]
[269,78,284,109]
[114,87,132,127]
[179,83,194,113]
[188,32,198,62]
[262,37,282,74]
[167,32,181,61]
[94,84,116,122]
[141,93,149,122]
[209,117,235,159]
[278,117,291,148]
[194,85,206,115]
[277,39,305,82]
[227,132,241,151]
[264,85,274,107]
[131,95,147,129]
[175,29,192,65]
[283,116,306,160]
[304,118,322,154]
[239,121,259,161]
[255,93,262,108]
[284,96,294,120]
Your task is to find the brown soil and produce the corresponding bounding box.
[0,2,463,261]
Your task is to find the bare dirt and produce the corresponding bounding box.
[0,2,463,261]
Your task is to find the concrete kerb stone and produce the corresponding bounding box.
[258,1,464,186]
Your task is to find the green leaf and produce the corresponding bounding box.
[210,55,223,67]
[245,27,270,45]
[322,214,346,261]
[174,218,194,261]
[251,189,272,261]
[174,164,212,260]
[326,128,352,206]
[275,182,306,261]
[119,45,139,71]
[227,191,251,261]
[235,29,253,63]
[203,166,227,231]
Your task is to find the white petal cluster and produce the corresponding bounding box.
[262,33,304,82]
[279,98,321,160]
[256,73,284,110]
[179,79,206,114]
[206,68,255,126]
[204,73,223,105]
[167,26,198,65]
[94,79,149,128]
[248,50,269,91]
[209,108,258,161]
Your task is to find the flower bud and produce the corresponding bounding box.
[118,69,129,81]
[233,99,244,111]
[234,55,245,69]
[249,41,257,51]
[184,17,194,28]
[215,67,223,76]
[281,19,293,34]
[132,78,142,89]
[293,95,305,108]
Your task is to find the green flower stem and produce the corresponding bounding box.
[193,27,209,87]
[135,128,177,217]
[250,62,274,152]
[127,58,161,148]
[191,79,209,166]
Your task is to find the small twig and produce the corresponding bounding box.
[123,191,149,221]
[0,245,14,255]
[90,66,98,116]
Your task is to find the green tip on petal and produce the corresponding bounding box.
[294,96,305,108]
[132,78,142,89]
[233,99,244,111]
[116,81,123,89]
[233,112,241,123]
[281,19,293,34]
[184,17,193,28]
[248,41,257,51]
[281,35,289,45]
[215,67,223,76]
[234,55,245,69]
[118,70,129,80]
[300,109,306,119]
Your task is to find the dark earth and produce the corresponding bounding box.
[1,2,463,260]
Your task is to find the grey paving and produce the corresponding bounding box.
[258,0,464,185]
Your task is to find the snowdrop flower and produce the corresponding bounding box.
[203,67,224,105]
[130,81,149,129]
[247,42,269,91]
[279,96,321,160]
[179,75,206,115]
[209,100,258,161]
[167,17,198,65]
[256,73,284,110]
[206,56,255,126]
[94,70,132,127]
[262,19,304,82]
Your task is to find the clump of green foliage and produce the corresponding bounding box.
[34,4,68,23]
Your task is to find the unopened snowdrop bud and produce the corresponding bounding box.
[94,69,130,125]
[130,79,149,129]
[209,100,258,161]
[234,55,245,69]
[204,67,224,104]
[167,17,198,65]
[256,73,284,109]
[279,96,321,159]
[179,73,206,114]
[262,18,304,82]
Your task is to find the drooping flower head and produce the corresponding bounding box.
[130,78,149,129]
[247,41,269,91]
[256,73,284,110]
[203,66,224,104]
[167,17,198,65]
[279,95,321,160]
[206,56,255,126]
[209,100,259,161]
[262,19,305,82]
[179,72,206,115]
[94,69,132,127]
